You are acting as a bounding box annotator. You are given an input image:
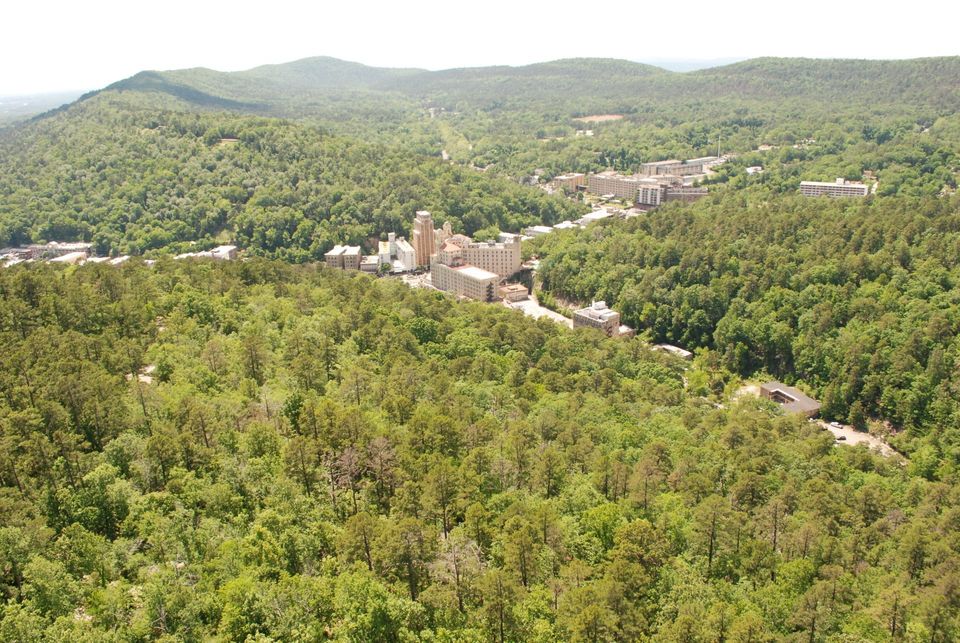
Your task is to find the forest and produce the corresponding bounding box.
[0,259,957,641]
[0,92,584,259]
[2,54,960,640]
[533,190,960,462]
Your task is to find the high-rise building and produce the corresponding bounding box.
[412,211,437,267]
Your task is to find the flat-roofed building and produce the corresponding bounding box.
[462,237,521,279]
[588,171,645,201]
[760,381,821,417]
[325,245,346,268]
[499,283,529,302]
[342,246,362,270]
[432,263,499,302]
[49,251,87,265]
[640,157,717,177]
[636,182,669,206]
[800,178,869,198]
[573,301,623,337]
[394,238,416,272]
[664,187,709,203]
[525,225,554,236]
[550,172,587,191]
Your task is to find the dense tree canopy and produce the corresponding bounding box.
[0,260,956,640]
[534,190,960,460]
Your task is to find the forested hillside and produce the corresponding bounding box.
[0,93,583,258]
[534,191,960,459]
[0,260,957,640]
[85,56,960,177]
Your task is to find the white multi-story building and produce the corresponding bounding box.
[431,263,499,302]
[800,178,869,198]
[573,301,623,337]
[462,238,521,279]
[394,238,416,272]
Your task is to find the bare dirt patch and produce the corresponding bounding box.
[572,114,624,123]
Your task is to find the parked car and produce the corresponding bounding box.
[835,435,847,441]
[830,421,842,428]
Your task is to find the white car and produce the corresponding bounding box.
[830,421,842,428]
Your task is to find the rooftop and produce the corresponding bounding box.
[575,300,620,322]
[800,178,867,187]
[454,265,499,280]
[761,381,821,415]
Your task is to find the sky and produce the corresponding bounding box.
[3,0,959,95]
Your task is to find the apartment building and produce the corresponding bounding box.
[431,263,498,302]
[799,178,869,198]
[573,301,623,337]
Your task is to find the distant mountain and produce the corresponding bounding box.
[83,55,960,119]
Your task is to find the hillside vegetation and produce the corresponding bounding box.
[535,191,960,460]
[0,260,957,640]
[0,93,583,258]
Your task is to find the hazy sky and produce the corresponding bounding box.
[3,0,959,95]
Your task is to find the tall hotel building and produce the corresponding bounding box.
[412,210,437,267]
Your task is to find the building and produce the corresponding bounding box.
[412,210,437,267]
[573,301,623,337]
[800,178,869,198]
[378,237,393,267]
[360,255,379,273]
[435,236,521,280]
[654,344,694,360]
[436,221,454,248]
[525,225,554,237]
[341,246,361,270]
[462,238,521,279]
[577,208,616,226]
[636,182,669,206]
[663,187,709,203]
[394,238,416,272]
[550,173,587,191]
[588,171,646,201]
[553,221,580,231]
[431,263,498,302]
[499,283,529,302]
[324,245,361,270]
[325,245,346,268]
[639,157,717,177]
[49,251,87,265]
[760,381,821,417]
